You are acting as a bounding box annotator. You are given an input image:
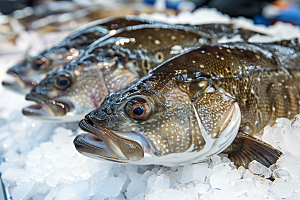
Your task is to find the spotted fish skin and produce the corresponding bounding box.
[74,39,300,167]
[191,40,300,135]
[189,23,265,41]
[3,16,160,94]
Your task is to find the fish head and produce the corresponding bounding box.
[2,48,80,94]
[22,56,138,122]
[75,64,241,165]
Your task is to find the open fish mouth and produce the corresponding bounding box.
[22,93,74,121]
[75,118,145,162]
[2,74,37,94]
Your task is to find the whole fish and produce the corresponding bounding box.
[74,39,300,168]
[2,16,159,94]
[22,24,214,122]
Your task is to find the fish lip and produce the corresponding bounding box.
[74,133,126,163]
[2,74,37,93]
[22,93,72,117]
[77,118,145,161]
[2,79,30,94]
[23,93,55,117]
[78,118,128,160]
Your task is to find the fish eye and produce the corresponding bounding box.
[54,73,72,90]
[124,97,151,121]
[34,57,47,70]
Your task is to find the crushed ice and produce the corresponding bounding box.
[1,8,300,200]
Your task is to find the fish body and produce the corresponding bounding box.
[22,24,214,122]
[189,23,265,41]
[2,16,159,94]
[74,39,300,167]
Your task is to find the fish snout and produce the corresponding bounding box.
[3,63,37,93]
[23,92,71,118]
[77,118,145,162]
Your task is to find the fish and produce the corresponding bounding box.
[74,39,300,168]
[2,16,160,94]
[22,24,215,122]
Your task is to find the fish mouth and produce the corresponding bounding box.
[22,93,73,120]
[2,74,37,94]
[75,118,145,162]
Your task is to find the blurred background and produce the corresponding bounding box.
[1,0,300,24]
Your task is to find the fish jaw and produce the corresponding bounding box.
[75,118,145,162]
[22,92,75,121]
[2,77,34,95]
[2,68,38,94]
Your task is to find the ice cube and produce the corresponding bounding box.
[243,169,255,179]
[232,178,255,196]
[248,161,271,178]
[46,173,59,187]
[55,181,91,200]
[27,147,43,160]
[52,127,74,147]
[228,169,242,181]
[210,163,232,189]
[2,167,25,185]
[272,168,292,182]
[210,155,222,166]
[126,178,146,199]
[149,174,170,193]
[11,179,35,200]
[146,189,186,200]
[262,125,276,147]
[270,179,300,199]
[140,170,156,183]
[96,176,125,198]
[283,128,300,156]
[277,153,300,178]
[180,163,208,183]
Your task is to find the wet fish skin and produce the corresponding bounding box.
[189,23,266,40]
[22,24,213,121]
[75,40,300,167]
[2,16,159,94]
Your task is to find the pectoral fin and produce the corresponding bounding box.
[223,131,282,168]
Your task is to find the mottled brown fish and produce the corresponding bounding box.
[22,24,213,122]
[74,39,300,168]
[2,16,159,94]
